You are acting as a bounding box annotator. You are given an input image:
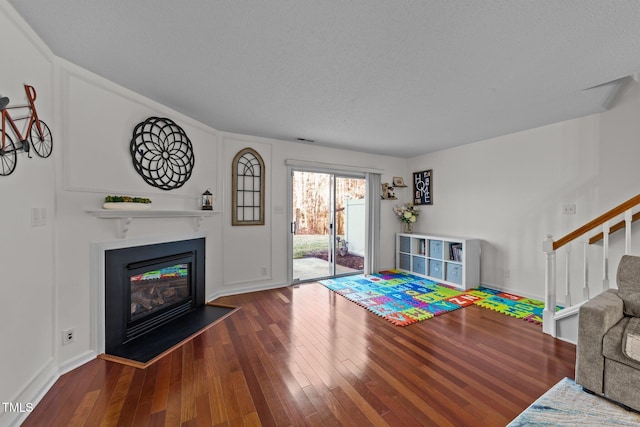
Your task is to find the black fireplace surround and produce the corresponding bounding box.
[105,238,205,355]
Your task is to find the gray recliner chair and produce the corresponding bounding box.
[576,255,640,411]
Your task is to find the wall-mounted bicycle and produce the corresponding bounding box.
[0,84,53,176]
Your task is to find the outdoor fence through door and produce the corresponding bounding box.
[291,170,366,282]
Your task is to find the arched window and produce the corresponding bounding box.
[232,148,265,225]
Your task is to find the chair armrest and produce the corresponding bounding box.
[576,289,625,393]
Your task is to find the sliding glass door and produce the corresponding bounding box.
[290,170,366,282]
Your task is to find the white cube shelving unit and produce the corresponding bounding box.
[396,233,481,290]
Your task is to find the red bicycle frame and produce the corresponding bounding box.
[1,84,44,154]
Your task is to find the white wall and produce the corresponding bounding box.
[407,79,640,301]
[0,3,57,426]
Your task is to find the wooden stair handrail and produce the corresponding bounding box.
[553,193,640,251]
[589,211,640,244]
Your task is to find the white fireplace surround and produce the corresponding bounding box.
[90,231,207,355]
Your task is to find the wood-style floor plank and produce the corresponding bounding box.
[23,282,576,426]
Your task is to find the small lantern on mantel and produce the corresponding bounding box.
[201,189,213,210]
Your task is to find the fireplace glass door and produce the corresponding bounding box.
[125,254,195,341]
[129,263,191,322]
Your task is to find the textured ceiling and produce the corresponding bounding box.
[8,1,640,157]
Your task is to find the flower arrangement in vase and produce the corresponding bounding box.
[393,202,419,233]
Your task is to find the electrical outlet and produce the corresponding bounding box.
[31,208,40,227]
[562,204,576,215]
[62,328,75,345]
[261,267,268,276]
[30,207,47,227]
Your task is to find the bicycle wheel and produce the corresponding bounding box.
[29,119,53,158]
[0,133,17,176]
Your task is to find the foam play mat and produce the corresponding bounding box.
[319,270,556,326]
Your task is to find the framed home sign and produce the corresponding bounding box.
[413,169,432,205]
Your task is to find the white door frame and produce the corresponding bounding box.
[287,166,368,283]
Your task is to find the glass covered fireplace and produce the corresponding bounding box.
[104,238,205,354]
[127,257,193,339]
[129,262,190,321]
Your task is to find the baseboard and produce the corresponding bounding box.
[58,350,97,376]
[2,358,58,427]
[207,281,288,301]
[555,335,577,345]
[208,269,407,302]
[480,281,543,302]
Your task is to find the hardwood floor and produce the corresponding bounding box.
[24,282,575,426]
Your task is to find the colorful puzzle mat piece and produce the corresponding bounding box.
[320,271,556,327]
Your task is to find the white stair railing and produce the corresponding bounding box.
[543,194,640,337]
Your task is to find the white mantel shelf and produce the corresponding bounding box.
[86,209,219,238]
[86,209,218,219]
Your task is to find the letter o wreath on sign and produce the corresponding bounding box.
[130,117,194,190]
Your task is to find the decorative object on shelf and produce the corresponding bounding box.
[387,186,396,200]
[381,182,397,200]
[103,195,152,210]
[201,189,213,210]
[102,202,152,211]
[232,147,265,225]
[130,117,194,190]
[392,176,407,187]
[413,169,432,205]
[393,202,419,233]
[0,84,53,176]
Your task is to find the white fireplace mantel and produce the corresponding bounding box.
[86,209,219,238]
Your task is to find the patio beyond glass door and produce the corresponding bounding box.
[291,170,365,282]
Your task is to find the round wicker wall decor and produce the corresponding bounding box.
[130,117,194,190]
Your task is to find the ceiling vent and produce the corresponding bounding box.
[296,137,315,143]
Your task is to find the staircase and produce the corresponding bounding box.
[543,194,640,343]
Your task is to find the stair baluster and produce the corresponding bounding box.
[625,210,633,254]
[564,246,571,307]
[543,235,556,337]
[583,241,590,300]
[602,221,610,291]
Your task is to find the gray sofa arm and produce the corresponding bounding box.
[576,289,624,393]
